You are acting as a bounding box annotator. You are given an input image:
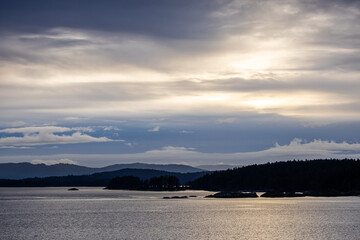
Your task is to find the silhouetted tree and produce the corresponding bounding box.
[190,159,360,192]
[106,175,181,190]
[149,175,180,189]
[107,176,144,190]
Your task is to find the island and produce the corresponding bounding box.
[260,191,305,198]
[106,175,185,191]
[189,159,360,197]
[206,191,258,198]
[163,196,188,199]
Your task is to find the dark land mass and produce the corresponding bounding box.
[163,196,188,199]
[100,163,204,174]
[190,159,360,195]
[260,190,360,198]
[106,175,183,191]
[0,168,208,187]
[0,162,205,179]
[260,191,305,198]
[1,159,359,198]
[206,191,258,198]
[195,164,237,171]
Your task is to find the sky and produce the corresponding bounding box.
[1,0,360,167]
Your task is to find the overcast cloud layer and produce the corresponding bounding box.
[1,0,359,166]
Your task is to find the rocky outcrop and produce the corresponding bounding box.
[163,196,188,199]
[261,191,305,198]
[206,191,258,198]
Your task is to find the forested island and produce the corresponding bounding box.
[106,175,183,191]
[190,159,360,197]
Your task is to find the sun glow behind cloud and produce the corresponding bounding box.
[226,38,293,71]
[1,3,359,121]
[0,42,355,120]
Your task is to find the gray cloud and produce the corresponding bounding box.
[2,73,360,120]
[0,126,118,146]
[0,126,72,134]
[1,0,359,76]
[0,0,227,39]
[148,126,160,132]
[31,158,77,165]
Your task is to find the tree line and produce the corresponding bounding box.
[106,175,181,190]
[189,159,360,192]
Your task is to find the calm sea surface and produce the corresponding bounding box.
[0,187,359,240]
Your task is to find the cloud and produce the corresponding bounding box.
[1,0,360,122]
[64,116,82,121]
[10,121,26,127]
[146,146,196,154]
[31,158,77,165]
[179,130,194,134]
[148,126,160,132]
[71,127,94,132]
[138,140,360,164]
[103,126,120,131]
[0,0,360,160]
[0,146,33,149]
[2,138,360,166]
[125,142,133,147]
[0,0,224,39]
[244,138,360,162]
[0,126,118,146]
[216,118,236,124]
[0,126,71,134]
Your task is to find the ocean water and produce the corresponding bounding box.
[0,188,359,240]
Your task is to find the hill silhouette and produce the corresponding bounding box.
[0,162,205,179]
[106,175,181,190]
[190,159,360,193]
[0,168,207,187]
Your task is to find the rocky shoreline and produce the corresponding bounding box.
[204,190,360,198]
[206,191,258,198]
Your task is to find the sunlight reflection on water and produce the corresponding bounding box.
[1,187,359,240]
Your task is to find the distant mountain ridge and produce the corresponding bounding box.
[195,164,237,171]
[100,163,203,174]
[0,168,208,187]
[0,162,205,179]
